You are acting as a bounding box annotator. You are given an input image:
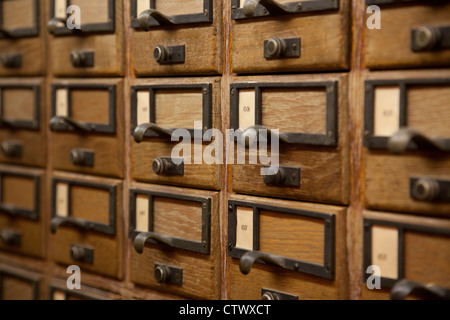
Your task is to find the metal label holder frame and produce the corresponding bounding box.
[364,78,450,150]
[231,0,339,20]
[0,84,40,130]
[0,171,40,221]
[51,84,117,134]
[51,178,117,236]
[228,200,336,280]
[230,81,339,147]
[0,0,39,38]
[129,189,212,255]
[130,83,213,139]
[363,218,450,288]
[49,0,115,36]
[130,0,213,29]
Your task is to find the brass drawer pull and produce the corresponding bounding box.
[49,116,93,133]
[412,25,450,52]
[138,9,176,30]
[239,251,288,275]
[133,123,174,143]
[134,232,177,254]
[388,128,450,154]
[391,279,450,300]
[1,53,22,69]
[1,229,21,247]
[1,140,23,158]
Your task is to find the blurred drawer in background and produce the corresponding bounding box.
[227,194,347,300]
[361,210,450,300]
[365,0,450,69]
[364,70,450,217]
[50,279,120,300]
[131,78,222,190]
[131,0,223,76]
[0,78,46,168]
[0,264,42,300]
[230,74,349,205]
[49,172,123,280]
[0,165,46,259]
[47,0,124,76]
[231,0,351,74]
[0,0,46,76]
[49,79,124,178]
[129,183,220,300]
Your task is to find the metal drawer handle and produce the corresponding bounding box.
[241,125,289,147]
[50,216,91,234]
[133,123,174,143]
[412,25,450,52]
[391,279,450,300]
[47,17,66,34]
[1,140,23,158]
[0,204,20,216]
[387,128,450,155]
[1,53,22,69]
[239,251,288,275]
[134,232,177,254]
[138,9,176,30]
[1,229,21,247]
[49,116,93,133]
[243,0,294,17]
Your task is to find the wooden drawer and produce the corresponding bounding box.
[47,0,124,76]
[129,183,220,300]
[0,78,46,168]
[0,0,46,76]
[364,70,450,217]
[230,74,349,205]
[0,264,42,300]
[49,79,124,178]
[0,165,46,259]
[361,210,450,300]
[50,279,120,300]
[131,78,222,190]
[231,0,350,74]
[365,1,450,70]
[131,0,223,76]
[227,195,347,300]
[49,172,123,280]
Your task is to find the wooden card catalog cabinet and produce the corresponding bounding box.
[362,211,450,300]
[50,80,124,178]
[48,0,124,76]
[231,0,350,74]
[364,72,450,216]
[0,0,45,76]
[365,0,450,69]
[0,165,45,259]
[0,265,41,300]
[129,183,220,300]
[131,0,223,76]
[0,79,46,168]
[227,195,348,300]
[230,74,349,205]
[131,78,222,190]
[50,281,119,300]
[50,173,123,279]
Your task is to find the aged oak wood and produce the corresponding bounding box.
[0,263,42,300]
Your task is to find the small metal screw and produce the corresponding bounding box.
[291,173,297,181]
[262,8,268,13]
[364,130,370,137]
[297,3,303,11]
[204,9,208,16]
[294,263,300,270]
[366,85,371,92]
[228,243,233,250]
[228,205,233,210]
[203,88,209,95]
[327,86,334,94]
[231,5,236,13]
[325,264,330,272]
[328,131,334,137]
[231,88,235,95]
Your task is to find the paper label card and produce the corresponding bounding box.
[238,89,256,131]
[374,87,400,137]
[235,207,254,251]
[372,225,399,280]
[56,183,69,218]
[136,195,149,232]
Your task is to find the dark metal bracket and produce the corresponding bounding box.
[228,200,336,280]
[391,279,450,300]
[410,177,450,203]
[153,45,185,65]
[261,288,298,300]
[48,0,115,36]
[1,53,22,69]
[131,0,213,29]
[263,166,300,187]
[70,243,94,264]
[231,0,339,20]
[1,140,23,158]
[264,37,300,60]
[129,190,211,255]
[0,229,21,247]
[230,81,338,147]
[70,50,95,68]
[70,149,94,167]
[412,26,450,52]
[152,157,184,176]
[154,263,183,286]
[0,0,39,39]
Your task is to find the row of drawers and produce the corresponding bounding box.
[1,72,449,214]
[1,0,450,76]
[0,168,449,300]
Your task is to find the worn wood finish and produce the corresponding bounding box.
[0,78,46,168]
[231,74,350,205]
[50,79,124,178]
[232,0,351,74]
[50,172,124,280]
[131,77,222,190]
[132,0,223,76]
[0,164,46,259]
[49,0,124,76]
[0,0,46,76]
[361,210,450,300]
[0,263,42,300]
[227,194,348,300]
[364,3,450,70]
[50,278,122,300]
[130,183,221,300]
